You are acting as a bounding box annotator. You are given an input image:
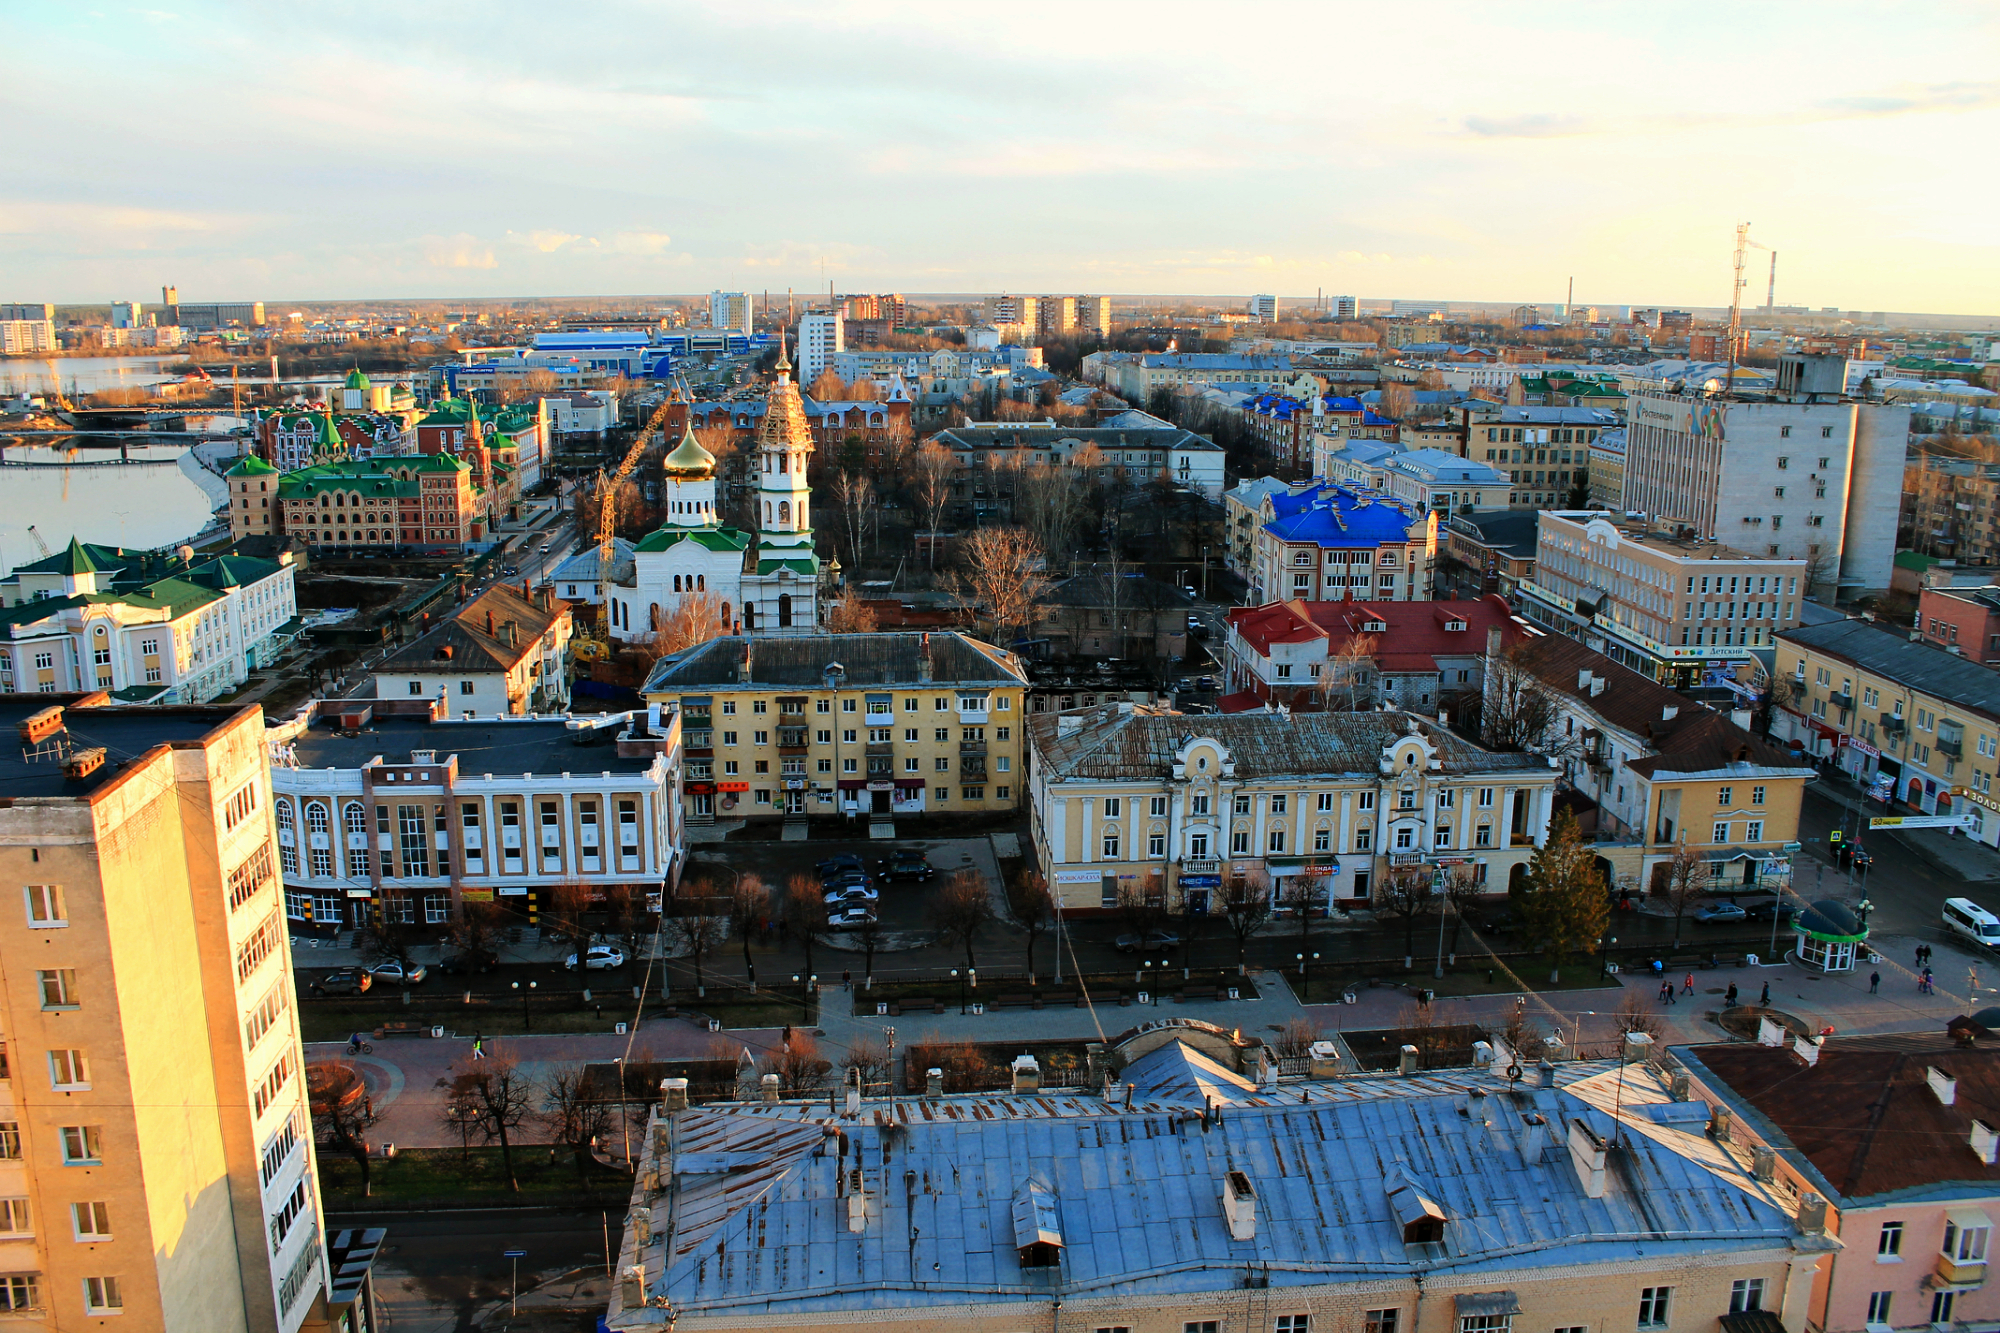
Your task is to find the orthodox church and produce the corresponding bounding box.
[606,343,822,640]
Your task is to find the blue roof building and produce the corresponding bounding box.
[1252,483,1437,603]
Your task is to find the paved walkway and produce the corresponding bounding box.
[1810,770,2000,883]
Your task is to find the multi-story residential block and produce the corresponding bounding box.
[1029,705,1560,914]
[373,582,572,716]
[1220,476,1293,576]
[1917,584,2000,663]
[0,540,299,702]
[1588,426,1627,508]
[1074,294,1112,336]
[1904,448,2000,566]
[0,696,330,1329]
[707,291,752,334]
[1034,296,1075,336]
[1221,595,1518,714]
[1333,293,1358,318]
[641,631,1029,822]
[1085,351,1295,399]
[269,696,682,933]
[1249,482,1436,605]
[605,1021,1830,1333]
[1502,635,1813,892]
[1621,362,1911,595]
[1518,511,1806,690]
[269,454,481,554]
[1462,405,1617,508]
[1772,618,2000,839]
[796,311,842,385]
[1249,293,1278,322]
[0,320,58,354]
[930,417,1227,505]
[1682,1023,2000,1333]
[0,303,54,322]
[1381,448,1510,514]
[1441,509,1539,598]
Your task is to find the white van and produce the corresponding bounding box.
[1944,897,2000,949]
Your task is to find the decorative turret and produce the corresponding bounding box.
[754,334,815,548]
[661,422,719,528]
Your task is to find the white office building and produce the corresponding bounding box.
[797,312,843,386]
[708,291,753,335]
[1249,294,1278,323]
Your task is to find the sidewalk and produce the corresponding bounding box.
[1808,778,2000,883]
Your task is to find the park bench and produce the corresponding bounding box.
[994,993,1035,1010]
[1181,986,1220,1003]
[373,1021,425,1039]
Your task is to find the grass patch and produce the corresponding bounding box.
[319,1144,630,1208]
[1294,964,1625,1004]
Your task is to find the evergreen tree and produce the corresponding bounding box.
[1518,808,1609,983]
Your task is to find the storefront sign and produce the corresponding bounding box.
[685,782,715,794]
[345,889,372,899]
[496,886,527,897]
[867,781,893,791]
[461,888,495,902]
[1055,869,1101,883]
[783,778,805,790]
[1180,875,1221,888]
[717,781,750,793]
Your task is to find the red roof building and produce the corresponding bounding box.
[1221,594,1521,717]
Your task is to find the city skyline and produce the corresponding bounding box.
[3,2,1995,313]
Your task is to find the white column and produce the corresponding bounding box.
[1534,785,1554,848]
[1050,798,1067,863]
[1081,799,1094,864]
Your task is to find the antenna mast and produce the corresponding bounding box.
[1766,252,1778,313]
[1725,222,1750,395]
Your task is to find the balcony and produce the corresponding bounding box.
[864,711,895,727]
[1881,713,1907,737]
[1829,688,1855,711]
[777,728,810,755]
[1182,859,1220,875]
[959,758,987,780]
[959,740,988,756]
[1940,734,1965,760]
[865,741,894,757]
[1936,1252,1987,1288]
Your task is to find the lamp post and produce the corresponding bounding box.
[951,968,964,1014]
[511,979,536,1030]
[1433,869,1450,979]
[1296,951,1318,1000]
[1140,960,1153,1002]
[1572,1010,1597,1060]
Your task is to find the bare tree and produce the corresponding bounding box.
[853,910,886,985]
[537,1061,614,1181]
[829,471,878,567]
[1317,632,1380,711]
[1013,463,1088,558]
[1802,542,1838,603]
[447,898,504,970]
[807,369,848,402]
[1268,1016,1320,1060]
[1656,841,1712,951]
[1009,867,1057,981]
[603,883,650,976]
[1481,642,1570,755]
[822,594,879,634]
[313,1061,379,1195]
[545,878,595,968]
[929,870,995,970]
[783,875,832,983]
[1443,864,1484,956]
[911,442,955,567]
[844,1036,893,1096]
[438,1047,536,1191]
[1116,878,1170,946]
[726,874,769,989]
[665,910,726,994]
[762,1032,832,1095]
[1378,866,1436,964]
[953,526,1051,646]
[654,591,729,654]
[1223,869,1274,972]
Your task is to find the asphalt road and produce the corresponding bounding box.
[329,1205,609,1333]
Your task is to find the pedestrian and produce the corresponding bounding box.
[1870,971,1881,994]
[1725,983,1739,1007]
[1665,982,1677,1005]
[1652,957,1665,979]
[471,1035,485,1060]
[1760,982,1771,1007]
[1658,980,1672,1003]
[843,968,852,991]
[1681,972,1695,996]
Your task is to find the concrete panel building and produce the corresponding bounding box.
[0,696,327,1330]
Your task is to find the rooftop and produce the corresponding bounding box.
[0,696,249,801]
[377,582,569,675]
[1228,596,1519,668]
[1540,511,1796,565]
[1029,703,1551,782]
[1263,482,1423,549]
[1778,618,2000,720]
[280,710,660,778]
[1447,509,1541,559]
[642,631,1027,694]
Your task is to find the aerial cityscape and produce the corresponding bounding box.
[1,4,1997,1332]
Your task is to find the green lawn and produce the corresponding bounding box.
[319,1144,631,1208]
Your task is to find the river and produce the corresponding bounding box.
[0,355,404,397]
[0,442,225,571]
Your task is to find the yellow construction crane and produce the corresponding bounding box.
[596,393,683,593]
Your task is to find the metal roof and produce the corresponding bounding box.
[1778,618,2000,722]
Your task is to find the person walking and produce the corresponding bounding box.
[1681,972,1696,996]
[1759,981,1771,1007]
[1658,980,1671,1003]
[1870,971,1881,994]
[471,1034,486,1060]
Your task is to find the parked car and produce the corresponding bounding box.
[816,853,868,877]
[821,870,875,891]
[828,905,878,931]
[367,960,427,986]
[1693,902,1748,924]
[434,952,495,976]
[566,944,627,971]
[310,969,372,997]
[824,884,880,906]
[1741,899,1796,924]
[1113,929,1182,954]
[878,852,934,881]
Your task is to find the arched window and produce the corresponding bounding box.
[696,574,705,591]
[276,800,294,837]
[765,502,773,524]
[672,575,681,593]
[778,594,793,628]
[779,453,789,474]
[720,600,731,624]
[344,803,366,836]
[744,602,757,629]
[306,802,328,833]
[649,603,661,630]
[778,501,791,525]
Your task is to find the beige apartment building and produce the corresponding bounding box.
[1773,618,2000,844]
[0,695,326,1331]
[642,632,1029,821]
[267,697,684,932]
[1028,704,1559,914]
[372,582,573,716]
[1520,511,1806,691]
[604,1023,1830,1333]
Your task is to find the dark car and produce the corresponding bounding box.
[821,870,875,893]
[434,951,495,976]
[1113,929,1182,954]
[1741,899,1797,924]
[878,852,935,881]
[309,968,372,997]
[816,853,868,877]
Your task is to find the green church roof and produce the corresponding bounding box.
[227,456,278,476]
[345,368,372,390]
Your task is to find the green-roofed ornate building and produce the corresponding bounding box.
[607,346,822,640]
[244,453,481,555]
[0,538,300,701]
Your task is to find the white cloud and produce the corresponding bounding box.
[422,234,497,269]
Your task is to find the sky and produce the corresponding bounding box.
[3,1,1997,315]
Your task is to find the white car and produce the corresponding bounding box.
[565,944,627,971]
[824,884,880,906]
[828,905,878,931]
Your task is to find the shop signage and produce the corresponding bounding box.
[1181,875,1222,888]
[867,781,893,791]
[717,781,750,793]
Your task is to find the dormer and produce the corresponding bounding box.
[1172,736,1233,780]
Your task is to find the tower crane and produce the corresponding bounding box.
[26,526,50,559]
[596,387,690,601]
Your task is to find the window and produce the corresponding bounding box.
[38,969,75,1009]
[936,788,949,803]
[1746,820,1764,842]
[229,842,275,911]
[1475,824,1493,847]
[61,1125,102,1164]
[1713,821,1730,844]
[1932,1291,1957,1324]
[0,1200,26,1235]
[253,1051,296,1118]
[1730,1278,1765,1312]
[1866,1292,1892,1324]
[261,1110,305,1187]
[1270,795,1287,814]
[0,1125,16,1161]
[1458,1318,1510,1333]
[1276,1319,1310,1333]
[84,1275,123,1314]
[48,1049,89,1090]
[1104,798,1122,818]
[0,1277,36,1312]
[24,883,65,927]
[1148,834,1166,858]
[1878,1220,1903,1256]
[1186,1324,1220,1333]
[1354,826,1373,851]
[1637,1286,1671,1328]
[1751,785,1766,805]
[1268,829,1286,853]
[1191,792,1211,815]
[1150,796,1169,817]
[1944,1215,1989,1263]
[244,983,289,1052]
[73,1201,110,1239]
[1717,785,1733,806]
[236,911,282,983]
[270,1177,310,1254]
[1365,1314,1400,1333]
[1395,826,1414,850]
[1103,833,1120,858]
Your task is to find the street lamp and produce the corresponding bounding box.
[511,979,536,1030]
[1571,1010,1597,1060]
[952,968,965,1014]
[1296,951,1319,1000]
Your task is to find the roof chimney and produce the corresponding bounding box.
[1399,1044,1419,1076]
[1011,1054,1041,1094]
[1661,704,1679,722]
[1486,626,1503,659]
[761,1073,780,1103]
[1929,1066,1959,1105]
[925,1068,943,1099]
[1793,1034,1822,1067]
[1567,1118,1608,1198]
[660,1077,688,1111]
[1222,1170,1258,1241]
[485,609,495,637]
[919,631,933,684]
[1752,1144,1777,1182]
[1797,1192,1829,1234]
[1973,1120,2000,1166]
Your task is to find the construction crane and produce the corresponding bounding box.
[26,526,50,559]
[596,390,686,601]
[1726,222,1752,395]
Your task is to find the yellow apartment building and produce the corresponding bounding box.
[642,632,1029,822]
[1774,618,2000,845]
[1505,636,1815,893]
[1027,704,1559,914]
[0,695,326,1331]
